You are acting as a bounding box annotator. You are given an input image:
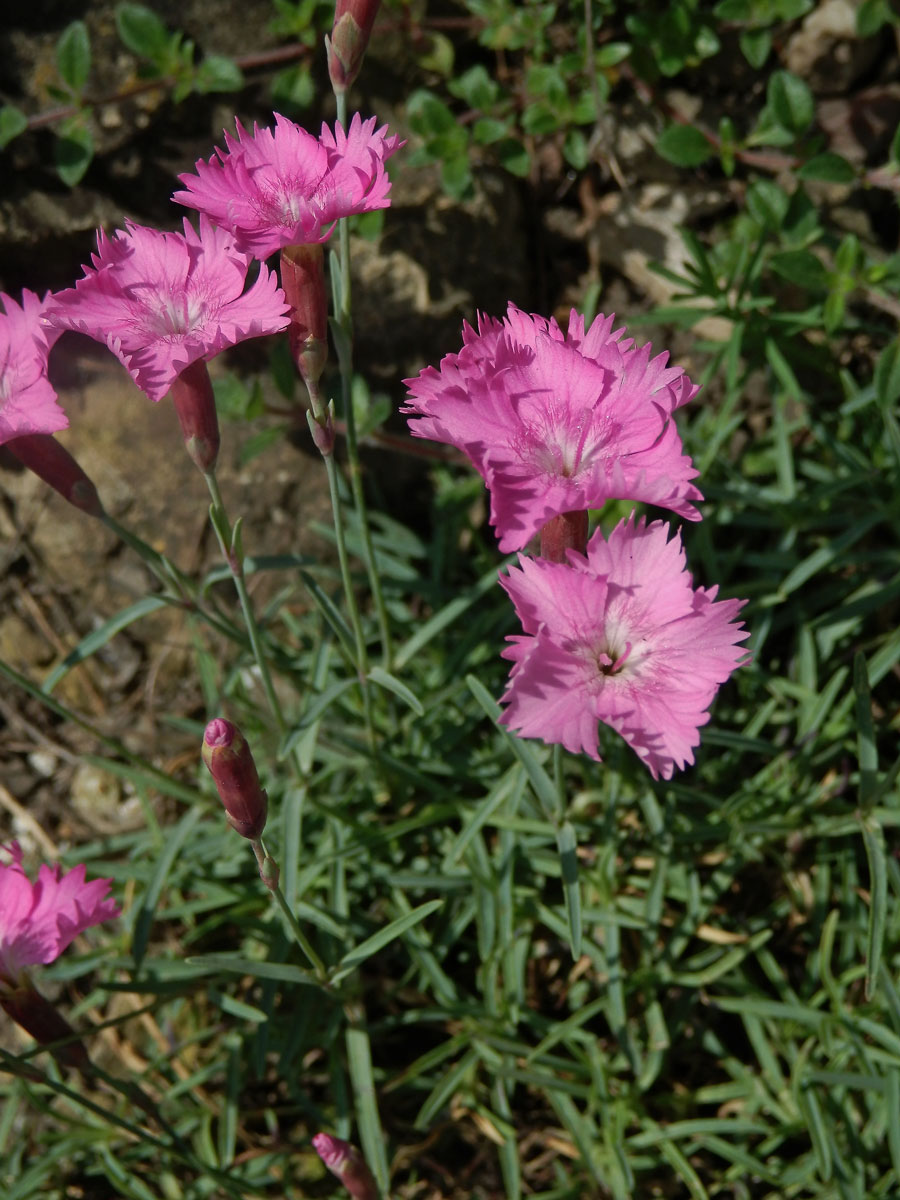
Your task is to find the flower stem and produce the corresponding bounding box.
[203,468,286,735]
[333,90,393,672]
[540,510,589,562]
[309,411,376,745]
[251,838,329,983]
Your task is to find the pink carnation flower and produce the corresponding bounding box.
[0,842,119,987]
[0,290,67,445]
[44,217,290,402]
[499,517,749,779]
[404,305,702,553]
[172,112,403,259]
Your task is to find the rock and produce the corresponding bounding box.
[785,0,884,94]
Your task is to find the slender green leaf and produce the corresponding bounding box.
[43,596,170,693]
[368,666,424,716]
[331,900,443,983]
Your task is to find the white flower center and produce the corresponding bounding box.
[140,291,206,339]
[513,400,610,480]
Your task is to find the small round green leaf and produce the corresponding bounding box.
[407,89,458,137]
[746,178,790,228]
[656,123,713,167]
[57,21,91,94]
[596,41,631,68]
[797,152,855,183]
[769,249,828,290]
[448,64,499,112]
[495,137,530,177]
[768,70,814,134]
[521,100,560,136]
[563,129,589,171]
[0,105,28,149]
[271,64,314,112]
[857,0,897,36]
[440,154,472,200]
[115,3,171,61]
[739,28,771,68]
[472,117,509,146]
[194,55,244,94]
[54,122,94,186]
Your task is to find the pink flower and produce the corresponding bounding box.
[0,290,67,445]
[0,842,119,987]
[312,1132,378,1200]
[172,112,403,259]
[404,305,702,553]
[499,517,749,779]
[44,217,290,402]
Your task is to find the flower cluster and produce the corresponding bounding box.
[405,304,749,778]
[0,109,398,496]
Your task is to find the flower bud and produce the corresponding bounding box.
[168,359,220,474]
[5,434,104,517]
[280,243,329,391]
[326,0,381,93]
[201,718,268,839]
[312,1132,378,1200]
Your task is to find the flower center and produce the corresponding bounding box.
[140,291,206,339]
[595,640,632,675]
[513,400,610,481]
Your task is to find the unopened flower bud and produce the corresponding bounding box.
[312,1132,378,1200]
[0,983,90,1073]
[280,243,329,391]
[201,718,268,839]
[5,434,104,517]
[326,0,381,93]
[168,359,220,474]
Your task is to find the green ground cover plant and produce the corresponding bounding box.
[1,2,899,1198]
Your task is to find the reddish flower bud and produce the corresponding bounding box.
[280,243,329,390]
[326,0,382,93]
[0,983,90,1073]
[5,433,104,517]
[312,1132,378,1200]
[168,359,220,474]
[201,718,268,839]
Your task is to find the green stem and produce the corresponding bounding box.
[333,90,393,672]
[313,428,376,744]
[203,469,286,735]
[252,839,328,983]
[552,743,567,825]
